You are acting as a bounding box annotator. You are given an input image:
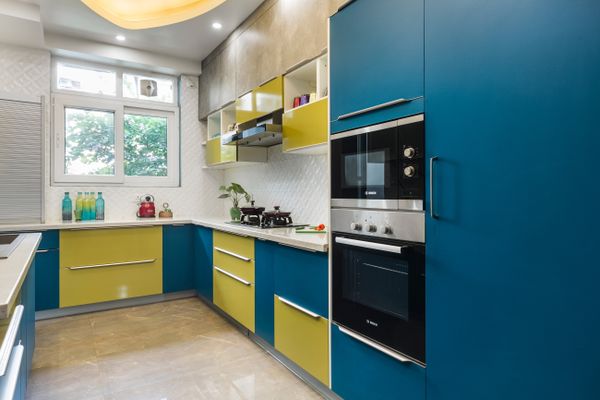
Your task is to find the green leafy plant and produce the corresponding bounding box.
[218,183,251,208]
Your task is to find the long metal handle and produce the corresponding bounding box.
[337,96,421,121]
[214,247,252,262]
[35,249,49,254]
[430,156,439,219]
[278,296,320,319]
[0,305,24,377]
[214,266,252,286]
[66,259,156,271]
[338,325,421,366]
[335,237,404,254]
[0,344,23,399]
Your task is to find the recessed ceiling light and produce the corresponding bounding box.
[212,22,222,30]
[116,35,126,41]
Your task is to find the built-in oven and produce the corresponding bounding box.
[331,198,426,366]
[330,114,424,211]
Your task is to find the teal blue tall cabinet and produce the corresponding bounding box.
[329,0,424,134]
[425,1,600,399]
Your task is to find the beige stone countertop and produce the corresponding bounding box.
[0,233,41,319]
[0,217,328,253]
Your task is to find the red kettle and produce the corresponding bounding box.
[137,194,156,218]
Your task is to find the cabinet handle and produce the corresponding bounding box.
[337,325,423,367]
[335,237,404,254]
[66,259,156,271]
[0,344,23,399]
[336,96,422,121]
[0,305,24,377]
[277,296,320,319]
[430,156,439,219]
[35,249,49,253]
[277,242,317,253]
[214,266,251,286]
[214,247,252,262]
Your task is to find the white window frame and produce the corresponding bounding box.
[52,59,180,187]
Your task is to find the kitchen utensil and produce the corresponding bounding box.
[137,194,156,218]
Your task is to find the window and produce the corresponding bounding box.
[53,59,179,186]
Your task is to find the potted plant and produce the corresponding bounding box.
[218,183,251,221]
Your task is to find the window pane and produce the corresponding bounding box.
[123,74,174,103]
[124,113,168,177]
[57,64,116,96]
[65,108,115,176]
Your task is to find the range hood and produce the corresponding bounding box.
[225,110,283,147]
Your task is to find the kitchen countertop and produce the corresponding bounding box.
[0,233,41,319]
[0,217,328,253]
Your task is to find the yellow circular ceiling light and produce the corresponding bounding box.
[81,0,227,30]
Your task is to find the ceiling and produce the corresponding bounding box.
[33,0,263,62]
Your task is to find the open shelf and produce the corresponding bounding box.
[284,54,328,113]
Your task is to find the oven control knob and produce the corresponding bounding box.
[404,166,416,177]
[380,225,393,234]
[350,222,362,231]
[367,225,377,233]
[404,147,416,159]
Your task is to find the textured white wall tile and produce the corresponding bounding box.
[223,145,329,225]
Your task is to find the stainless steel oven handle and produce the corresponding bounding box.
[430,156,439,219]
[338,326,422,366]
[335,237,404,254]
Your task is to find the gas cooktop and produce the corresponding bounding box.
[225,221,308,230]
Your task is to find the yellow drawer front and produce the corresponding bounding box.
[236,76,283,124]
[59,227,163,307]
[213,267,255,332]
[206,137,221,165]
[282,98,328,152]
[274,295,329,385]
[213,230,255,282]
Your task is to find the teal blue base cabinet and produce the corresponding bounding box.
[331,324,425,400]
[329,0,424,134]
[163,225,195,293]
[424,1,600,399]
[255,240,276,345]
[34,230,59,311]
[193,226,213,301]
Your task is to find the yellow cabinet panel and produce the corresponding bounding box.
[282,98,328,152]
[236,76,283,124]
[213,230,255,282]
[213,267,255,332]
[59,227,163,307]
[274,295,329,385]
[207,137,237,166]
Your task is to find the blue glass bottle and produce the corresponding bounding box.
[96,192,105,220]
[82,192,90,220]
[62,192,72,221]
[90,192,97,220]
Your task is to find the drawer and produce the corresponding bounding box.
[39,230,59,250]
[213,266,255,332]
[273,244,328,318]
[59,227,162,307]
[213,230,254,282]
[274,295,329,385]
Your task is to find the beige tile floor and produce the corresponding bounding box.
[26,298,323,400]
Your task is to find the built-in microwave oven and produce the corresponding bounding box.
[330,114,425,211]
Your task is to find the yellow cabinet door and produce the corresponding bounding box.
[213,267,255,332]
[213,230,255,282]
[274,295,329,385]
[282,97,328,152]
[59,227,163,308]
[206,137,236,166]
[236,76,283,124]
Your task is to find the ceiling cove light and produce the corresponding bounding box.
[81,0,227,30]
[212,22,222,29]
[115,34,126,41]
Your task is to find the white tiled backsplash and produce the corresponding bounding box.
[0,43,329,225]
[224,146,329,225]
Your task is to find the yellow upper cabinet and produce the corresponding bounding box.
[206,137,223,166]
[59,227,163,308]
[236,76,284,124]
[282,97,328,152]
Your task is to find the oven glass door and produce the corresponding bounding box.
[331,124,399,200]
[332,233,425,363]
